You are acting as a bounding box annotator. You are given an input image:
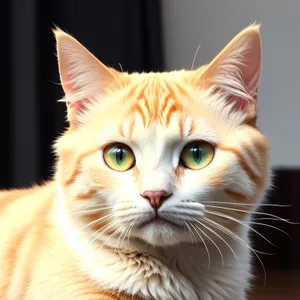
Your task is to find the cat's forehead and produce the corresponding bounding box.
[126,80,182,126]
[118,74,217,144]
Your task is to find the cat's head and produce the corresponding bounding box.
[54,25,269,247]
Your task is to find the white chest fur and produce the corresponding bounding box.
[79,242,250,300]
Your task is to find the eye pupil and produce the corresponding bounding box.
[116,148,123,165]
[192,147,201,164]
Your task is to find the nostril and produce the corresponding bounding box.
[160,195,168,202]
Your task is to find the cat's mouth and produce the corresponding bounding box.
[137,215,183,229]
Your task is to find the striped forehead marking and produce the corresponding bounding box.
[126,80,185,128]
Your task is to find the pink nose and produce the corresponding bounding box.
[142,190,171,209]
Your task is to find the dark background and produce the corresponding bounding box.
[2,0,163,188]
[2,0,300,297]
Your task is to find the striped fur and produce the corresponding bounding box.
[0,25,270,299]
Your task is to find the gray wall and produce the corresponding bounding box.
[162,0,300,168]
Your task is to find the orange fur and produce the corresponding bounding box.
[0,184,142,299]
[0,25,270,299]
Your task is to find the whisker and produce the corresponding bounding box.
[86,201,116,205]
[204,204,296,224]
[116,225,131,250]
[109,63,127,95]
[191,43,202,71]
[80,212,116,230]
[127,224,134,243]
[90,219,119,242]
[203,201,292,208]
[101,224,125,249]
[118,63,124,72]
[76,202,116,209]
[205,209,278,247]
[183,43,202,121]
[189,222,211,268]
[253,217,292,222]
[72,206,114,215]
[203,217,267,286]
[115,226,127,250]
[121,225,132,247]
[193,221,225,267]
[194,219,240,268]
[250,222,292,240]
[123,214,140,246]
[185,221,197,244]
[203,217,272,255]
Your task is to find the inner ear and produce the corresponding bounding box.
[196,25,262,122]
[54,28,122,127]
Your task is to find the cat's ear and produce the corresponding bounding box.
[54,28,121,126]
[197,24,262,123]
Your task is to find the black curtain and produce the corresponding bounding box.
[1,0,12,188]
[3,0,164,188]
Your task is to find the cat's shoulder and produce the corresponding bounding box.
[0,181,56,216]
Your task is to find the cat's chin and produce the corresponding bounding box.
[133,221,186,247]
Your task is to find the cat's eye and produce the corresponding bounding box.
[180,141,214,170]
[103,143,135,172]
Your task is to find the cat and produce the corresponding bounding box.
[0,24,270,300]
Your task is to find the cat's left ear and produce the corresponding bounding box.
[54,28,121,126]
[197,24,262,123]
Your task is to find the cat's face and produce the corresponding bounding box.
[55,25,269,247]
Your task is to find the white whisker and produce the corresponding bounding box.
[121,225,132,246]
[189,222,211,268]
[183,43,202,121]
[203,217,271,255]
[192,221,225,267]
[101,225,125,249]
[253,217,292,222]
[80,212,116,230]
[191,43,202,71]
[250,222,292,239]
[77,202,116,208]
[203,217,267,286]
[72,206,114,215]
[205,210,278,247]
[116,225,131,250]
[126,224,134,243]
[203,201,291,208]
[194,219,240,268]
[204,204,296,224]
[185,221,197,244]
[90,219,119,242]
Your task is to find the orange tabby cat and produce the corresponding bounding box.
[0,25,269,300]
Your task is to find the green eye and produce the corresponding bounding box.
[180,141,214,170]
[103,143,135,172]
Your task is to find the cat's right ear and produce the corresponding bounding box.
[54,28,121,127]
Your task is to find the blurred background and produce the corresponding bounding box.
[2,0,300,298]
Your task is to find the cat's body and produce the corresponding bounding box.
[0,25,269,300]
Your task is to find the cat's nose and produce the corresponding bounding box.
[142,190,171,209]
